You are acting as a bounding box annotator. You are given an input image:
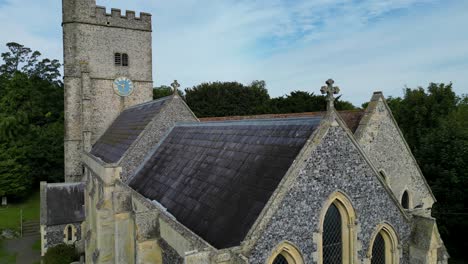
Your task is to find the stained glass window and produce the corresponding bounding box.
[323,203,342,264]
[272,254,289,264]
[371,233,386,264]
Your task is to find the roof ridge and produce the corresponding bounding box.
[123,95,173,111]
[175,116,323,127]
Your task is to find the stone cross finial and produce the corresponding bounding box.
[320,78,340,111]
[171,80,180,95]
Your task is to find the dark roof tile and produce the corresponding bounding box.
[91,97,170,163]
[129,117,322,248]
[46,183,84,225]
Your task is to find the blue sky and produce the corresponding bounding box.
[0,0,467,105]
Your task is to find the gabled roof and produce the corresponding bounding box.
[91,97,171,163]
[199,110,364,133]
[45,183,84,225]
[129,117,322,248]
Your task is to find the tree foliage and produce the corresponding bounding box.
[185,80,271,117]
[184,81,355,117]
[153,85,183,99]
[43,244,79,264]
[0,42,63,199]
[387,83,467,259]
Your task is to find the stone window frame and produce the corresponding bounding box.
[266,241,304,264]
[317,191,357,264]
[63,224,77,245]
[367,223,400,264]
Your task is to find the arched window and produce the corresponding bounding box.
[273,254,288,264]
[323,203,342,263]
[122,53,129,66]
[114,53,121,66]
[319,191,356,264]
[371,233,385,264]
[401,191,409,209]
[63,224,76,244]
[267,241,304,264]
[67,225,72,241]
[369,224,399,264]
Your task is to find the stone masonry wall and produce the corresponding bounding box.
[45,223,82,249]
[248,125,411,264]
[63,0,152,182]
[121,96,198,181]
[355,96,434,210]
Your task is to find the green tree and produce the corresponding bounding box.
[185,80,271,117]
[0,42,64,198]
[153,85,183,99]
[270,91,355,113]
[387,83,467,260]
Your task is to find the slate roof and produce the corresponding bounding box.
[199,110,364,133]
[91,97,170,163]
[46,183,85,225]
[129,117,322,248]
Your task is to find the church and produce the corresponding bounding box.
[40,0,449,263]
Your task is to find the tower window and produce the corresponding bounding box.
[122,53,129,66]
[114,53,121,65]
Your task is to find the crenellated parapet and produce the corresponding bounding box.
[93,6,152,31]
[62,1,152,32]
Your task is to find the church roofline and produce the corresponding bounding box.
[355,92,436,201]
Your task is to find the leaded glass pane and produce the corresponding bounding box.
[323,203,342,264]
[273,254,288,264]
[371,233,386,264]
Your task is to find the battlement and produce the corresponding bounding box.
[92,6,152,31]
[62,0,152,32]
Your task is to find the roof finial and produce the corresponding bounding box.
[171,80,180,95]
[320,78,340,111]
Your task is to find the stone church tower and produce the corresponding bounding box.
[62,0,153,182]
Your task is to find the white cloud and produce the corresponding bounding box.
[0,0,467,105]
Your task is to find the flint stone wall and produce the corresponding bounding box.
[121,96,198,181]
[355,97,434,210]
[45,223,82,248]
[248,125,411,264]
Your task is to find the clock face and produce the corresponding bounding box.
[113,77,134,97]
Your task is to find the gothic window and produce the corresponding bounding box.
[323,203,342,264]
[267,242,304,264]
[114,53,121,66]
[369,224,399,264]
[319,192,356,264]
[67,225,72,241]
[273,254,289,264]
[122,53,129,66]
[371,233,385,264]
[401,191,409,209]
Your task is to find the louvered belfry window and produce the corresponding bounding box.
[272,254,289,264]
[114,53,121,66]
[323,203,342,264]
[371,233,386,264]
[122,53,129,66]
